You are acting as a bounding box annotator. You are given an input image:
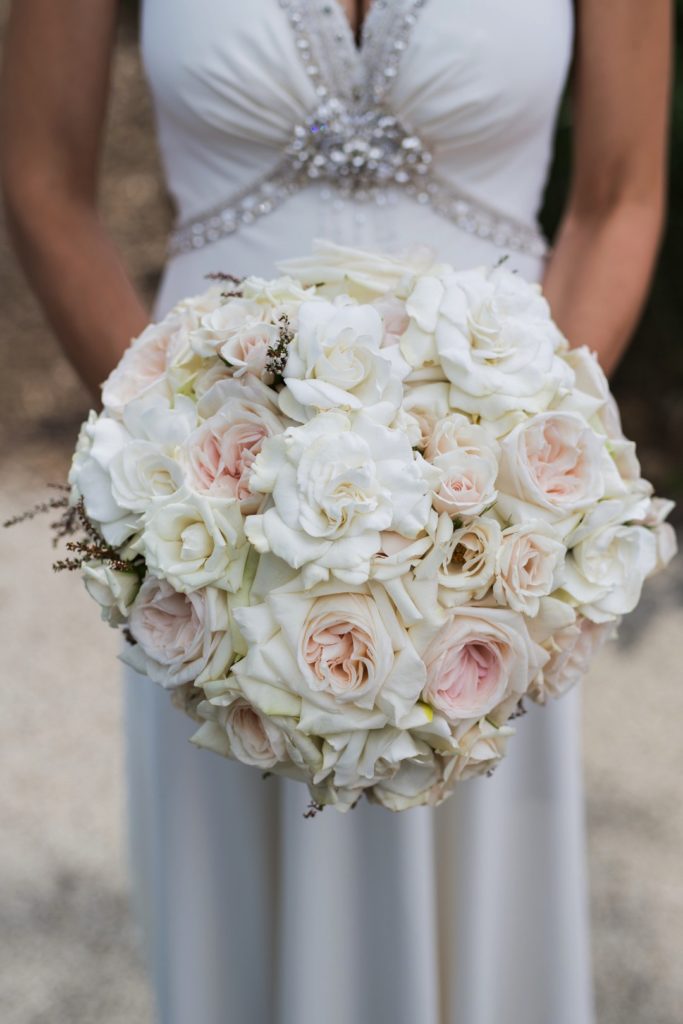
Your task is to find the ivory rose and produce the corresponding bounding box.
[278,239,436,300]
[401,266,574,417]
[279,299,409,424]
[563,498,659,622]
[424,413,500,461]
[68,412,138,547]
[189,298,269,358]
[414,515,501,607]
[82,563,140,626]
[193,691,324,780]
[493,522,566,616]
[317,725,429,792]
[421,607,548,721]
[141,488,248,593]
[400,382,451,447]
[244,410,435,587]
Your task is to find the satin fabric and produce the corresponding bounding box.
[126,2,594,1021]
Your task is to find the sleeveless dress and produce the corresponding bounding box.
[127,2,593,1022]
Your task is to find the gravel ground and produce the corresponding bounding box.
[1,5,682,1023]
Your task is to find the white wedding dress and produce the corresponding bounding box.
[126,2,593,1022]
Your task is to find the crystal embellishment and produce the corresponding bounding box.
[288,98,432,196]
[168,0,548,260]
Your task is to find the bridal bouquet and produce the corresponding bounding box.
[64,241,675,812]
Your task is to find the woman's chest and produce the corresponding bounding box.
[140,0,574,150]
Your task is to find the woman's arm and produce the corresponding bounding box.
[1,0,149,400]
[543,0,673,377]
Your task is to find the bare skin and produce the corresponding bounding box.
[0,0,673,399]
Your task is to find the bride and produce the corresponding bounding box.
[1,1,671,1021]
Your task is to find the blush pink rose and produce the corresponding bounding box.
[183,398,284,511]
[422,606,547,721]
[430,449,499,517]
[496,412,607,525]
[126,576,232,687]
[102,321,175,414]
[537,616,616,700]
[224,699,286,768]
[299,594,393,708]
[372,294,410,347]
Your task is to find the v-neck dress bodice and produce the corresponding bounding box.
[127,5,595,1024]
[142,0,572,265]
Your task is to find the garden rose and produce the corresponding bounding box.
[123,576,235,687]
[232,579,426,733]
[496,412,609,531]
[421,607,548,721]
[493,522,566,616]
[533,616,617,701]
[181,382,286,510]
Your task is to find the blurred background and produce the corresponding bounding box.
[0,3,681,1023]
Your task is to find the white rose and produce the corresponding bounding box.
[193,697,300,772]
[109,441,185,513]
[122,576,236,687]
[493,522,566,616]
[121,392,197,445]
[194,680,325,782]
[240,273,317,310]
[232,578,426,735]
[367,753,452,811]
[401,266,574,416]
[633,496,678,574]
[82,562,140,626]
[496,412,609,533]
[371,293,410,347]
[419,606,548,722]
[277,239,436,300]
[68,412,139,546]
[279,300,409,425]
[563,498,659,621]
[446,717,514,782]
[245,411,434,587]
[400,382,451,447]
[317,726,428,792]
[141,488,248,593]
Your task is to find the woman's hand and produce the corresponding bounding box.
[543,0,673,376]
[1,0,150,400]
